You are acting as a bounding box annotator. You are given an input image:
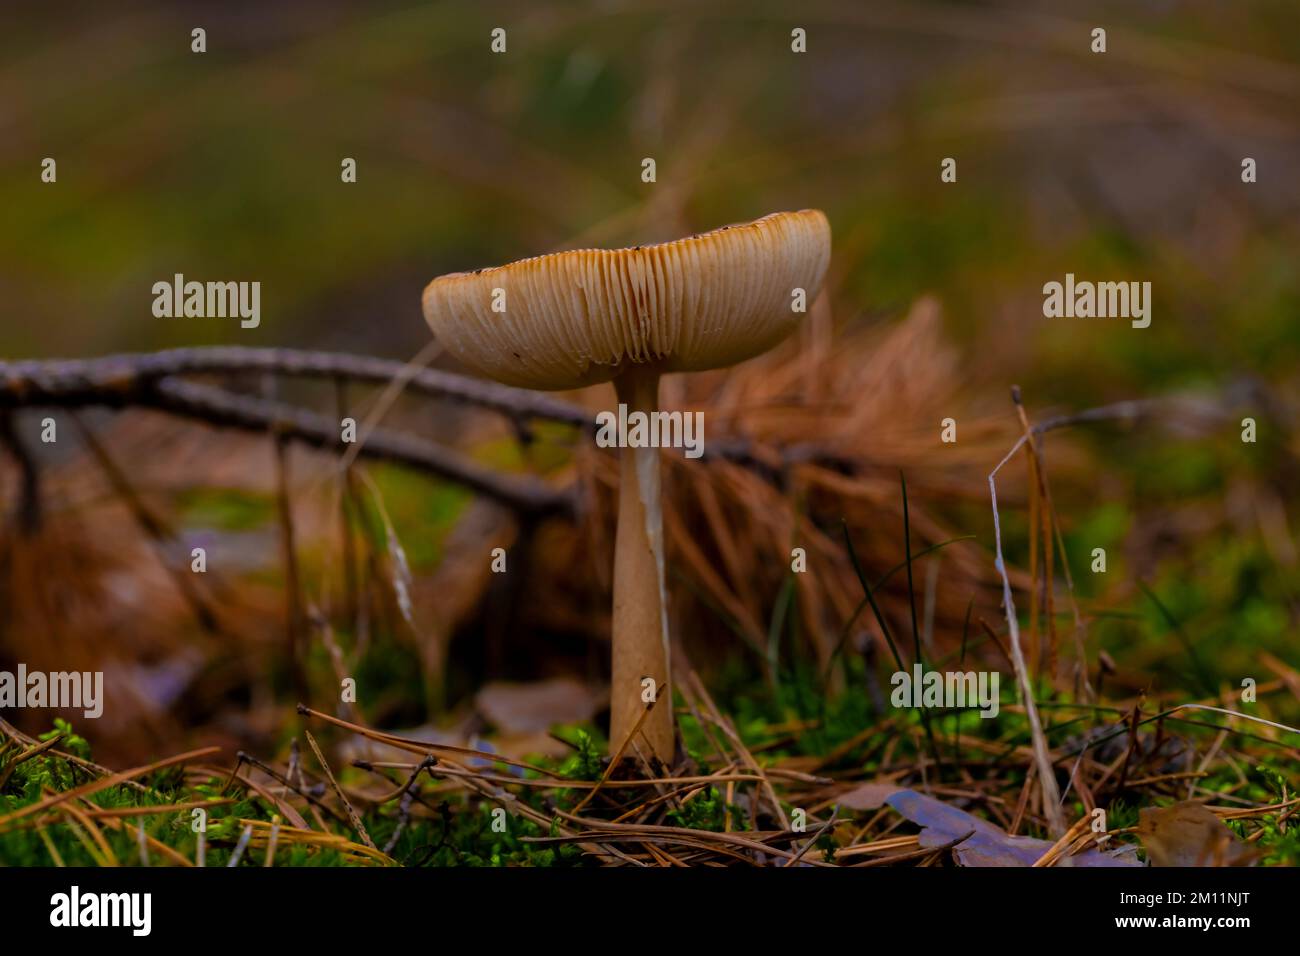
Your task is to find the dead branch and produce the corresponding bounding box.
[154,378,573,515]
[0,347,853,477]
[0,364,573,516]
[0,347,588,426]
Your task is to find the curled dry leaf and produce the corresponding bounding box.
[474,677,604,735]
[1137,802,1259,867]
[837,784,1139,867]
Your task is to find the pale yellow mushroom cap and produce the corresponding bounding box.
[421,209,831,390]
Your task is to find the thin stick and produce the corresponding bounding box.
[783,809,838,867]
[0,732,65,791]
[304,730,377,850]
[0,347,587,425]
[264,815,281,867]
[227,824,254,867]
[988,387,1072,836]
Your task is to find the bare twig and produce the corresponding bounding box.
[0,347,586,425]
[227,823,254,867]
[161,378,573,515]
[0,733,65,791]
[304,730,377,850]
[986,389,1243,838]
[0,347,856,487]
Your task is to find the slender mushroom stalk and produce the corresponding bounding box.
[611,364,671,760]
[422,210,832,766]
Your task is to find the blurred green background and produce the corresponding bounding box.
[5,0,1297,392]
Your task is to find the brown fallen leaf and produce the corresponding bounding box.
[475,678,603,735]
[1137,802,1259,867]
[837,780,909,812]
[837,785,1139,867]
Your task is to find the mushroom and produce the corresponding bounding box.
[422,209,832,763]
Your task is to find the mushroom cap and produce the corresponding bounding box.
[421,209,831,390]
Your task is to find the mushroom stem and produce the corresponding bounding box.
[610,364,674,763]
